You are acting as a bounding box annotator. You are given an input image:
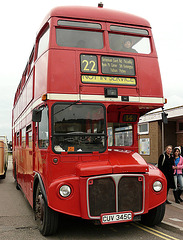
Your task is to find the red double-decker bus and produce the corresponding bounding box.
[12,4,167,236]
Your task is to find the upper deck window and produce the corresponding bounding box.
[56,28,103,49]
[109,26,150,54]
[109,33,151,54]
[110,25,149,35]
[58,20,101,29]
[37,28,50,59]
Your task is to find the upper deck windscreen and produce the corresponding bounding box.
[55,20,150,54]
[109,26,150,54]
[56,29,103,49]
[56,20,103,49]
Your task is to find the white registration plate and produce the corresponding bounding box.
[101,212,133,224]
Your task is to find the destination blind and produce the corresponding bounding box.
[101,56,135,76]
[81,75,136,86]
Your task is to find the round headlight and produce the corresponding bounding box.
[59,185,71,197]
[153,181,162,192]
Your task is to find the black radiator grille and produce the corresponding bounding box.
[88,175,143,217]
[89,177,115,216]
[118,176,143,212]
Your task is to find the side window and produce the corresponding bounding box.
[17,132,20,146]
[37,27,50,59]
[22,127,26,148]
[29,46,35,74]
[108,123,133,147]
[26,124,32,148]
[38,106,49,148]
[28,131,32,148]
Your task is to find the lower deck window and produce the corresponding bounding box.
[108,123,133,147]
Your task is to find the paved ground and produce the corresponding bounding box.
[1,155,183,239]
[163,190,183,231]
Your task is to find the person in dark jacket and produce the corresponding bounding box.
[158,145,175,204]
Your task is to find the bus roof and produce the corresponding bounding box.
[43,6,151,29]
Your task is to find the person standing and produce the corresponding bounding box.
[179,146,183,157]
[172,147,183,203]
[158,145,175,204]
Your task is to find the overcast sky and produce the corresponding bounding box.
[0,0,182,141]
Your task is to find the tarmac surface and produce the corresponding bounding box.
[163,190,183,231]
[2,155,183,234]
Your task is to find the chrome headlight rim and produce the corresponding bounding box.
[59,184,71,198]
[153,180,162,192]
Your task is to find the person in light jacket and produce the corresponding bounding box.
[172,147,183,203]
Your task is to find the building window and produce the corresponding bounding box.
[177,121,183,133]
[138,123,149,135]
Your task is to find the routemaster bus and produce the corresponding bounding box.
[12,4,167,236]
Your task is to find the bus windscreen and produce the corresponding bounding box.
[52,103,106,153]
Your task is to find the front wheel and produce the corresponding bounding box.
[141,202,165,226]
[35,183,59,236]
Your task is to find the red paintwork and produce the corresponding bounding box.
[42,6,150,30]
[12,5,166,224]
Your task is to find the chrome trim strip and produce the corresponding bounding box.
[47,93,165,104]
[12,93,164,129]
[86,174,145,220]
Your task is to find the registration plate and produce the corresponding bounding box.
[101,212,133,224]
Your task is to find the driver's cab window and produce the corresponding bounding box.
[108,122,133,147]
[38,106,49,148]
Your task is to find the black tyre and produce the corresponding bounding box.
[16,181,20,190]
[141,202,165,226]
[14,163,20,190]
[0,171,6,179]
[35,183,59,236]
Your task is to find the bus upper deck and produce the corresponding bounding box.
[13,6,164,123]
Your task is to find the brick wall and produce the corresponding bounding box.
[177,132,183,146]
[139,121,177,164]
[164,121,176,148]
[139,121,160,164]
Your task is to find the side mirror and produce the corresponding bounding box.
[32,109,42,122]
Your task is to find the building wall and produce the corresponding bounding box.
[138,121,177,164]
[164,121,176,148]
[177,132,183,146]
[138,106,183,163]
[139,121,160,164]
